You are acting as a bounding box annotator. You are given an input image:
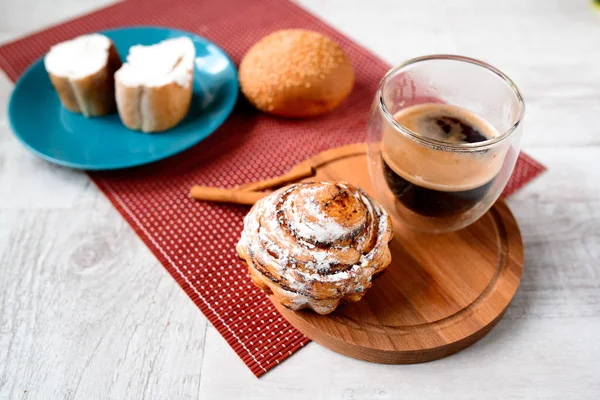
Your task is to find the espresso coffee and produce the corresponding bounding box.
[381,103,501,218]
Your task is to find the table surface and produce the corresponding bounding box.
[1,0,599,399]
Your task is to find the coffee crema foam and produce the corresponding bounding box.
[381,103,504,192]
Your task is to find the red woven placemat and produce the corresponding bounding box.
[0,0,545,377]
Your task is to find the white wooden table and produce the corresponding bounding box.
[1,0,599,398]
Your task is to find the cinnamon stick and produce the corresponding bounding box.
[238,164,315,192]
[189,186,266,205]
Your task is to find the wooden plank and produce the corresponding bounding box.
[0,207,207,399]
[199,320,600,399]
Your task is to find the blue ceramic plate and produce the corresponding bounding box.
[8,27,238,170]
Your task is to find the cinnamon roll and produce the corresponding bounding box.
[236,181,393,315]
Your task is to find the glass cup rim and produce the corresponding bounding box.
[377,54,525,152]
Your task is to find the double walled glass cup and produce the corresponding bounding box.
[367,55,525,233]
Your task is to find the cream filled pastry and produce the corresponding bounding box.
[236,181,393,315]
[44,34,122,117]
[115,37,195,133]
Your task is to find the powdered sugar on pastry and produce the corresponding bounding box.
[236,181,393,315]
[288,193,348,243]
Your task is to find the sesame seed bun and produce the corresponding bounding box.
[239,29,355,118]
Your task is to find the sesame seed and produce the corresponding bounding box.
[239,29,353,112]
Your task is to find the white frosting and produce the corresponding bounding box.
[44,34,112,79]
[115,37,195,88]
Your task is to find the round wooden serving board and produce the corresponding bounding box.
[271,143,524,364]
